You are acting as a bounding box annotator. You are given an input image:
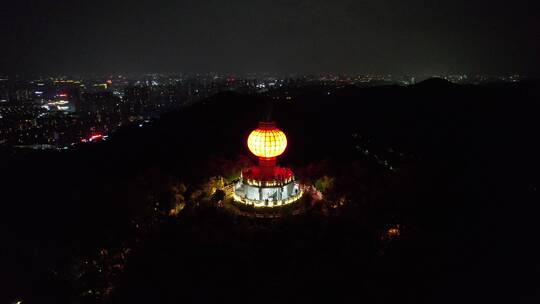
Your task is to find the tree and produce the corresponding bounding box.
[315,175,335,193]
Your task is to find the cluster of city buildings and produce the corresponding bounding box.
[0,73,524,150]
[0,74,279,149]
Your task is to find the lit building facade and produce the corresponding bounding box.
[234,121,302,208]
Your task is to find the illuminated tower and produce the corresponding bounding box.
[233,121,302,208]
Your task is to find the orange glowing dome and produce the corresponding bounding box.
[247,122,287,158]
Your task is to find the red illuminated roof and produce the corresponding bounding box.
[242,166,294,182]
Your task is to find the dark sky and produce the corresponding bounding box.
[1,0,539,75]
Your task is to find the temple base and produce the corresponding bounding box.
[233,167,302,208]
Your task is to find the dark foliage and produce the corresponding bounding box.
[1,79,539,303]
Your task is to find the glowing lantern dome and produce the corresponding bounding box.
[247,122,287,159]
[233,121,303,211]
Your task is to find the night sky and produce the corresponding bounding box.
[1,0,539,75]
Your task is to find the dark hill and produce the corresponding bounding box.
[1,81,539,303]
[413,77,456,88]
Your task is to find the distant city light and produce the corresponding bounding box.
[89,134,103,142]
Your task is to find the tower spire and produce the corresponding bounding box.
[264,100,274,122]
